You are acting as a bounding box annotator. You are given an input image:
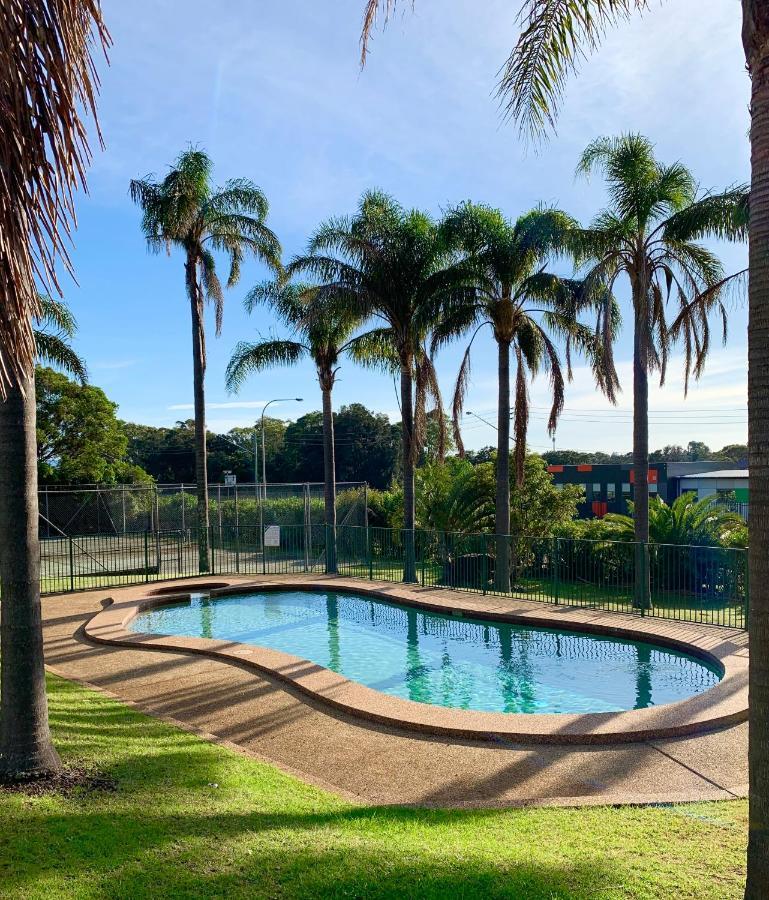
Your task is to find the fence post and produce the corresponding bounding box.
[552,537,560,604]
[210,525,216,575]
[235,522,241,574]
[481,536,488,595]
[144,530,149,583]
[69,536,75,592]
[367,527,373,581]
[744,548,749,630]
[303,483,310,573]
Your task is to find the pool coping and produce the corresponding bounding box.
[83,577,749,746]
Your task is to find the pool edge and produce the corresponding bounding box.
[82,576,749,746]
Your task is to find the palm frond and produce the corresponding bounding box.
[662,186,750,243]
[1,0,109,395]
[34,333,88,384]
[345,328,400,373]
[225,339,307,393]
[502,2,648,139]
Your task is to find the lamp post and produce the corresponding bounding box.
[260,397,303,493]
[257,397,302,574]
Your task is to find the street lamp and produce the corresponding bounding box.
[260,397,303,492]
[466,410,499,432]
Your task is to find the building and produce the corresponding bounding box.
[677,469,749,519]
[547,461,738,518]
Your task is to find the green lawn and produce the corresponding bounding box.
[0,675,747,899]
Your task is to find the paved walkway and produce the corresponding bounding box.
[41,576,748,808]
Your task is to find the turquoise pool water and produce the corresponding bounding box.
[130,590,721,714]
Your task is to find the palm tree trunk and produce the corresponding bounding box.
[0,369,61,779]
[400,359,417,582]
[321,381,337,574]
[495,338,511,593]
[632,293,651,610]
[744,3,769,892]
[187,257,210,573]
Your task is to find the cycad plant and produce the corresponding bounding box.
[604,493,746,548]
[435,202,618,592]
[574,134,746,608]
[226,282,361,573]
[130,150,282,572]
[288,190,475,581]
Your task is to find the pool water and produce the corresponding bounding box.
[130,590,721,714]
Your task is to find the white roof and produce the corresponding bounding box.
[678,469,748,480]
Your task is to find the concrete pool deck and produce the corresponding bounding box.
[41,575,749,808]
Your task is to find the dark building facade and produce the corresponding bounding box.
[547,461,732,518]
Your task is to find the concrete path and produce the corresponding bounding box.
[41,577,748,808]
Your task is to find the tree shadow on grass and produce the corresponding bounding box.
[1,802,618,900]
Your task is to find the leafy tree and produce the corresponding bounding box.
[510,453,583,540]
[288,190,474,580]
[226,281,362,572]
[130,149,281,572]
[333,404,400,488]
[435,201,617,591]
[36,368,149,485]
[573,135,745,608]
[0,0,108,780]
[715,444,749,466]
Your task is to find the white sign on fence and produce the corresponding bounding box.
[224,473,237,486]
[264,525,281,547]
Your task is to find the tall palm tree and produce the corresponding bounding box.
[129,150,282,573]
[359,4,769,892]
[288,190,474,582]
[435,202,618,592]
[225,281,361,573]
[0,0,108,781]
[574,134,746,608]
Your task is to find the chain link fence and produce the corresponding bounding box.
[39,482,367,591]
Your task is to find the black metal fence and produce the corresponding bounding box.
[40,524,748,630]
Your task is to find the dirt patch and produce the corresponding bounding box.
[0,766,117,797]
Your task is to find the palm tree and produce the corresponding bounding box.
[359,4,769,892]
[0,1,108,781]
[434,202,618,592]
[288,190,474,582]
[225,281,361,573]
[129,150,282,573]
[573,135,745,608]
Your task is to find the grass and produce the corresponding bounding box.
[0,675,747,899]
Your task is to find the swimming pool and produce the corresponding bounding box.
[129,589,721,715]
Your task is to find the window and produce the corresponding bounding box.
[649,483,658,494]
[593,483,602,494]
[580,484,589,496]
[607,483,616,501]
[622,483,631,494]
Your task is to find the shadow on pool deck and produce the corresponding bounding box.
[40,579,748,809]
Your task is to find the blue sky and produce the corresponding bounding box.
[66,0,748,453]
